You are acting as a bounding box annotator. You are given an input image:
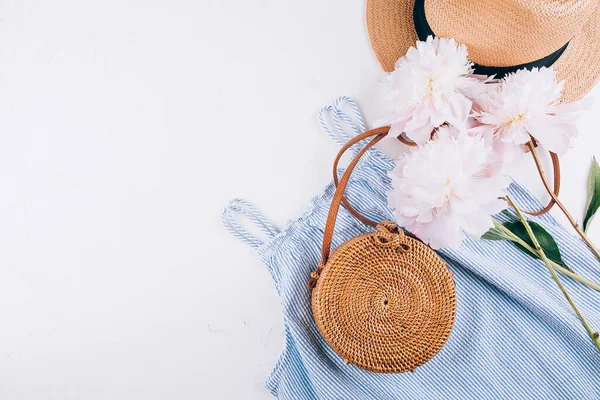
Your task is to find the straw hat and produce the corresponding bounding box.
[366,0,600,101]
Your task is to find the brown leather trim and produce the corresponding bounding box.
[523,151,560,216]
[320,126,390,264]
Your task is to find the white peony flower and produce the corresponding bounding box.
[379,36,493,145]
[476,67,590,156]
[388,126,509,249]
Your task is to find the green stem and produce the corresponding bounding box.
[492,219,600,293]
[506,195,600,351]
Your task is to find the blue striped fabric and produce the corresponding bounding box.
[222,98,600,399]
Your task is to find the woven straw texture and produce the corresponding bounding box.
[312,222,456,373]
[366,0,600,101]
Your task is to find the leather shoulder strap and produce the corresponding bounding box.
[524,151,560,216]
[331,136,382,228]
[307,127,389,288]
[315,126,559,280]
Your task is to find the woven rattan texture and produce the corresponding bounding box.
[365,0,600,101]
[312,223,456,373]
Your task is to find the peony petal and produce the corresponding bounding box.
[405,120,435,145]
[534,127,571,154]
[387,126,510,250]
[388,121,408,138]
[445,95,472,129]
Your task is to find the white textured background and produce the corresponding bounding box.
[0,1,599,399]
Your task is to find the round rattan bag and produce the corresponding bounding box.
[308,127,456,374]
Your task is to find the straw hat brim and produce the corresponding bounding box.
[366,0,600,102]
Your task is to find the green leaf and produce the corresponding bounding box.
[583,157,600,233]
[503,221,572,272]
[501,209,517,221]
[482,225,514,241]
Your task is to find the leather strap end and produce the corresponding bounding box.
[307,264,324,289]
